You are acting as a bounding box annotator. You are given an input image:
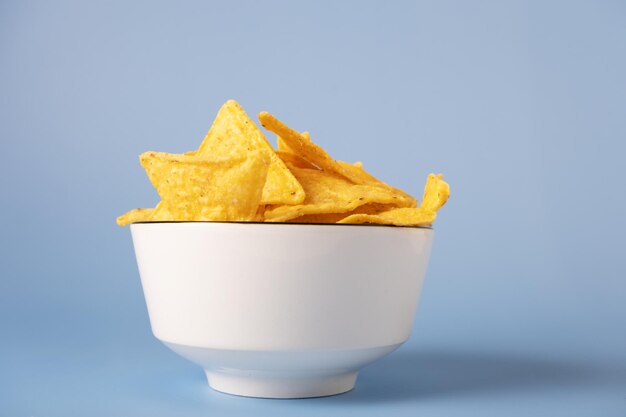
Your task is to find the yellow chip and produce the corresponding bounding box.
[140,150,270,221]
[259,111,415,208]
[198,100,304,205]
[286,212,349,224]
[148,201,177,221]
[277,131,310,154]
[338,207,436,226]
[259,111,356,179]
[275,150,319,170]
[336,161,417,206]
[264,165,412,222]
[420,173,450,212]
[287,203,394,223]
[116,208,155,226]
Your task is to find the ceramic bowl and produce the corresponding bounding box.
[130,222,433,398]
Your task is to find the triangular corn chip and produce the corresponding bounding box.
[277,131,310,154]
[286,203,394,224]
[335,161,416,206]
[140,151,270,221]
[338,207,436,226]
[259,111,415,207]
[275,150,319,170]
[198,100,304,205]
[420,174,450,212]
[149,201,177,222]
[264,165,413,222]
[116,208,155,226]
[259,111,356,179]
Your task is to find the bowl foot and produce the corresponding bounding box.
[205,370,357,399]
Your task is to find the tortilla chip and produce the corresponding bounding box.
[287,203,394,223]
[116,208,155,226]
[198,100,304,205]
[420,173,450,212]
[336,161,416,206]
[275,150,319,170]
[140,150,269,221]
[259,111,415,207]
[277,131,310,154]
[338,207,436,226]
[264,166,412,222]
[259,111,353,177]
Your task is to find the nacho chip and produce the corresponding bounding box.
[198,100,304,205]
[116,208,155,226]
[259,111,415,207]
[275,150,319,170]
[277,131,310,154]
[264,166,411,222]
[148,201,175,221]
[339,174,449,226]
[140,151,269,221]
[259,111,354,178]
[287,203,394,223]
[420,174,450,212]
[286,212,349,224]
[338,207,436,226]
[336,161,417,206]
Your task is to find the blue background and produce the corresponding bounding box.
[1,0,625,415]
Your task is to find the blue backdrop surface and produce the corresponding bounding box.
[1,1,625,416]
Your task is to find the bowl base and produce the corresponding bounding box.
[205,370,357,399]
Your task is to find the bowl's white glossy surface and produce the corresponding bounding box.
[130,222,434,398]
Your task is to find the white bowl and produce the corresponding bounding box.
[130,222,434,398]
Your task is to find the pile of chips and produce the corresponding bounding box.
[117,100,449,226]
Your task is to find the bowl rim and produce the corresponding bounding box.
[129,221,432,229]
